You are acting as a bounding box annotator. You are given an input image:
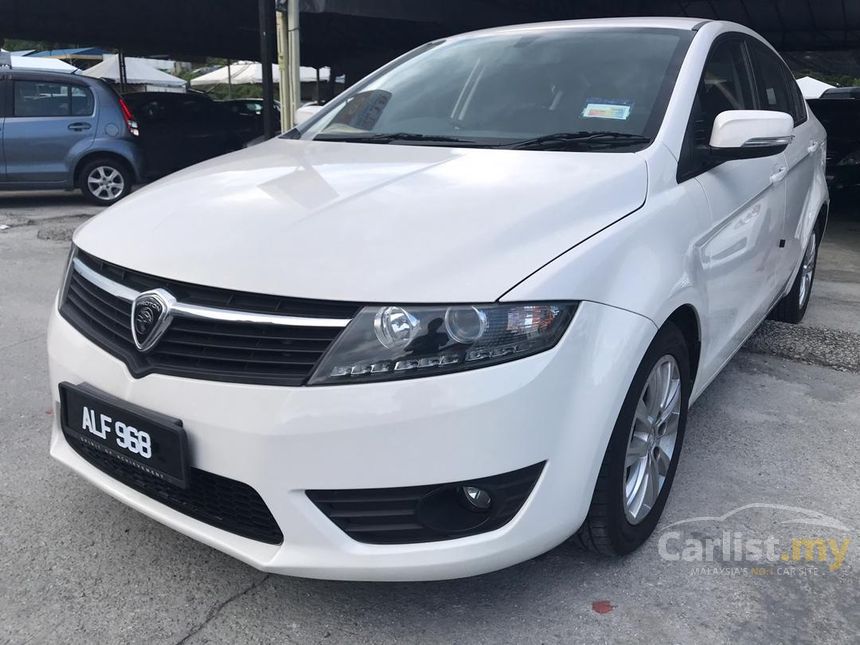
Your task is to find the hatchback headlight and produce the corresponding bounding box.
[309,302,577,385]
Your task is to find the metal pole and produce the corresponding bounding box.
[258,0,276,139]
[276,9,291,132]
[286,0,300,128]
[227,58,233,99]
[118,50,128,93]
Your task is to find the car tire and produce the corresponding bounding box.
[769,231,819,324]
[572,322,690,556]
[79,158,133,206]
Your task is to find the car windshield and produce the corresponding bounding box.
[304,27,692,151]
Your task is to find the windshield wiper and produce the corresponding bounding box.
[314,132,478,145]
[507,131,652,151]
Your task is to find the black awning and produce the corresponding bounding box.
[1,0,858,70]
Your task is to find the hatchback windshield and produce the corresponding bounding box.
[305,27,692,151]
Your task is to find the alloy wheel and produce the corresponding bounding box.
[623,354,681,525]
[86,166,125,201]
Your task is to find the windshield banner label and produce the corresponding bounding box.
[582,98,633,120]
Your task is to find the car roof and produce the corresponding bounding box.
[5,68,96,84]
[451,16,709,40]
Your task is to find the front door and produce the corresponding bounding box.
[3,77,97,183]
[680,37,788,383]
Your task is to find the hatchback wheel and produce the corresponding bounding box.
[573,322,690,555]
[769,230,819,324]
[79,159,132,205]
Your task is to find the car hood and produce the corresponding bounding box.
[75,138,647,303]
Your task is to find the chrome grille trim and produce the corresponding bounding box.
[71,257,352,329]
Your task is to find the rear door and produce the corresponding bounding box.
[748,39,818,282]
[680,36,788,378]
[4,76,97,183]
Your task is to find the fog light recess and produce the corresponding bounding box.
[460,486,493,511]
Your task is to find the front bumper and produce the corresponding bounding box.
[48,299,656,581]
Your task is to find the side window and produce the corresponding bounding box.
[699,40,755,128]
[749,43,797,122]
[678,38,755,181]
[777,58,808,126]
[70,86,95,117]
[13,81,93,117]
[789,76,808,125]
[14,81,69,117]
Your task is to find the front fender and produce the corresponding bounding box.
[501,147,710,344]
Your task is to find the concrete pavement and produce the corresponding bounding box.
[0,191,857,644]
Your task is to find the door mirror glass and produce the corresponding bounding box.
[709,109,794,159]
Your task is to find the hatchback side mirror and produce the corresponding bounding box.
[708,110,794,160]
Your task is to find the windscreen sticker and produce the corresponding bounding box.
[581,98,633,120]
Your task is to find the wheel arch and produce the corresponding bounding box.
[662,304,702,388]
[74,150,136,187]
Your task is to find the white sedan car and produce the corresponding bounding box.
[48,17,827,580]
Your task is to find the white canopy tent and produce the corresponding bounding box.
[190,61,330,87]
[796,76,835,99]
[83,54,186,91]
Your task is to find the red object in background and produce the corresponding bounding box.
[592,600,614,614]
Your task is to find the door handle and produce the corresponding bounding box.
[68,122,92,131]
[807,140,820,154]
[770,166,788,184]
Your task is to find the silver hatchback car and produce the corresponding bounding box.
[0,65,144,204]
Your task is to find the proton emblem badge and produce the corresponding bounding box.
[131,289,175,352]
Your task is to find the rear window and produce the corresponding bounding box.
[13,80,94,117]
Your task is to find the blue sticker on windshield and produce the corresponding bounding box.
[582,98,633,120]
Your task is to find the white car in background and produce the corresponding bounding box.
[48,17,827,580]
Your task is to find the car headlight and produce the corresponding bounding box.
[309,302,577,385]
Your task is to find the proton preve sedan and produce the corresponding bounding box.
[48,18,828,580]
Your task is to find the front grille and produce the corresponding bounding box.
[64,429,284,544]
[307,463,545,544]
[60,251,360,386]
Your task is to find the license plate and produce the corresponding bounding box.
[59,383,188,488]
